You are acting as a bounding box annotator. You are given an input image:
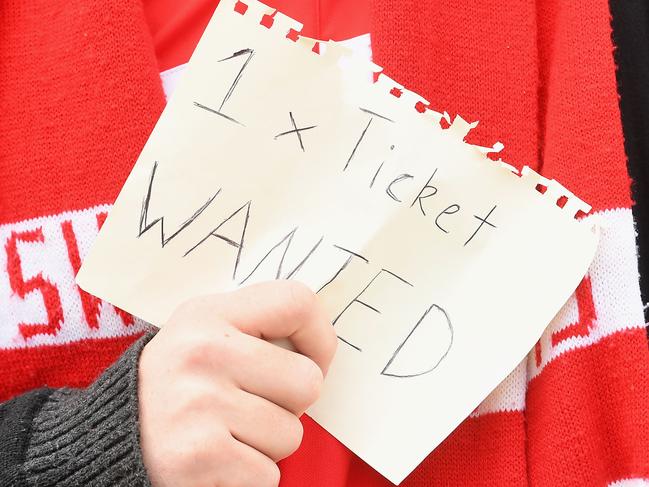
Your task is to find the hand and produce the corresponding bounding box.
[137,280,337,487]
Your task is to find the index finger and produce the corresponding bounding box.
[195,280,337,375]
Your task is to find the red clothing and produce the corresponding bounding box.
[143,0,371,72]
[1,1,648,486]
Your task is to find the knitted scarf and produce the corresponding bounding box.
[1,1,648,485]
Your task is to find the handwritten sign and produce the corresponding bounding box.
[76,0,599,483]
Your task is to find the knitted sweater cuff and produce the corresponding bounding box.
[23,330,157,487]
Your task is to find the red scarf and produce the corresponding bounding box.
[1,1,648,485]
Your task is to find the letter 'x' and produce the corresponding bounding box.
[274,112,317,152]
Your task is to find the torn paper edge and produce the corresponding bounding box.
[228,0,593,223]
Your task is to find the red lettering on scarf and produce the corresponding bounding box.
[5,229,64,339]
[551,277,596,346]
[61,216,134,328]
[534,276,596,367]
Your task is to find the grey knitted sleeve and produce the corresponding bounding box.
[23,331,156,487]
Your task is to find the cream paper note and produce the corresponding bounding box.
[76,0,599,483]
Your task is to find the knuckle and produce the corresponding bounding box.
[283,280,318,320]
[205,332,237,363]
[294,355,324,407]
[173,392,214,417]
[176,344,214,374]
[170,382,234,420]
[177,339,212,369]
[177,331,236,372]
[282,416,304,457]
